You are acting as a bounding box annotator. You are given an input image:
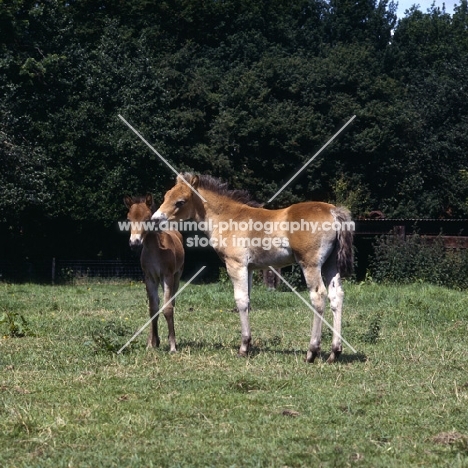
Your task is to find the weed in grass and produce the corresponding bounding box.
[361,311,383,344]
[0,309,34,337]
[90,320,137,354]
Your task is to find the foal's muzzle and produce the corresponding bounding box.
[129,237,143,252]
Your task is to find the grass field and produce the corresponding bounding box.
[1,278,467,467]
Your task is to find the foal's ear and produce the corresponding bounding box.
[123,195,133,209]
[145,193,153,208]
[190,175,200,189]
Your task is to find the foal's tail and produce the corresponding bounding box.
[334,206,354,277]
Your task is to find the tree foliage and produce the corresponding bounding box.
[1,0,468,260]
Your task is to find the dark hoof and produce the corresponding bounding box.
[306,350,320,363]
[147,335,161,349]
[326,350,342,364]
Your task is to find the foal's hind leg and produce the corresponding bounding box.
[323,257,344,363]
[145,276,160,348]
[226,262,251,357]
[302,266,327,363]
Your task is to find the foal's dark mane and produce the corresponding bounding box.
[180,173,263,208]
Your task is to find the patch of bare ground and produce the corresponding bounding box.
[432,431,468,446]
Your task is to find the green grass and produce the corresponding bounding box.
[1,279,468,467]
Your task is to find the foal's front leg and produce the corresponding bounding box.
[162,275,177,353]
[227,263,251,356]
[145,276,160,348]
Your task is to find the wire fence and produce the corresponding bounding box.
[55,259,143,283]
[0,259,143,283]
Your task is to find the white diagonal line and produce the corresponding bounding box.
[267,115,356,203]
[268,266,357,353]
[118,115,207,203]
[117,266,207,354]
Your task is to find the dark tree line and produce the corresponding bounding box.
[1,0,468,262]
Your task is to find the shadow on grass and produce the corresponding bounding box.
[176,339,232,351]
[323,352,368,364]
[250,346,367,364]
[175,339,368,363]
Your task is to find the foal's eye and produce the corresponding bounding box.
[175,200,185,208]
